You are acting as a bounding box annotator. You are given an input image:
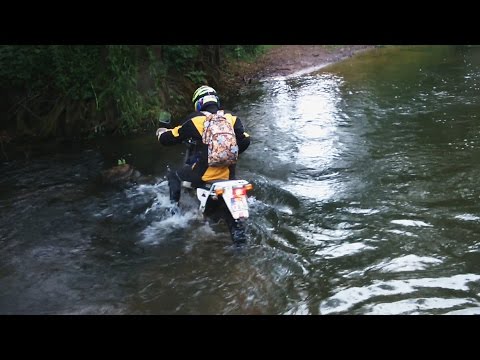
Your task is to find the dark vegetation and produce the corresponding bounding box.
[0,45,268,145]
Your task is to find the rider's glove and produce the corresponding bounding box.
[156,128,168,141]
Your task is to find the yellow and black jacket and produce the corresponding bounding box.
[159,106,250,183]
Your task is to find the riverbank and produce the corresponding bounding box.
[0,45,378,163]
[221,45,376,89]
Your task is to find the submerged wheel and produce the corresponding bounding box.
[205,197,248,244]
[230,218,247,244]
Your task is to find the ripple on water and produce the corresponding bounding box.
[320,273,480,314]
[445,306,480,315]
[365,254,443,273]
[361,297,475,315]
[390,219,434,227]
[314,242,375,259]
[454,214,480,221]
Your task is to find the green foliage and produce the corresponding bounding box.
[186,70,207,84]
[0,45,102,100]
[146,47,167,85]
[0,45,50,87]
[117,158,127,165]
[50,45,103,100]
[163,45,199,69]
[223,45,266,60]
[103,45,142,133]
[169,92,184,106]
[0,45,267,139]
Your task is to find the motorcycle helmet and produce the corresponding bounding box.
[192,85,219,112]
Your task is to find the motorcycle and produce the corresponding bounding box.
[180,139,253,244]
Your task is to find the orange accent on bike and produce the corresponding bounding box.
[233,188,246,197]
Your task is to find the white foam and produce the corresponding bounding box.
[367,254,443,273]
[391,219,433,227]
[454,214,480,221]
[363,298,472,315]
[320,273,480,314]
[141,208,198,245]
[315,242,375,258]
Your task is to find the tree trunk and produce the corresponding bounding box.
[214,45,221,66]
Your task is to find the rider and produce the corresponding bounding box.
[156,85,251,210]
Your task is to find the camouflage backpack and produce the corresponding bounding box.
[202,110,239,167]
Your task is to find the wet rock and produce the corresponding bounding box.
[100,164,156,188]
[100,164,140,185]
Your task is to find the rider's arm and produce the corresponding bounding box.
[158,125,184,145]
[159,118,200,146]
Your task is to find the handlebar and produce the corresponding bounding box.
[184,138,199,145]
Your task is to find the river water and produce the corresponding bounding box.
[2,45,480,314]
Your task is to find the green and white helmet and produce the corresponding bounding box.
[192,85,219,111]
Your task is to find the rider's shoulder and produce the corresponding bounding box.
[179,111,203,125]
[185,111,206,119]
[185,109,237,120]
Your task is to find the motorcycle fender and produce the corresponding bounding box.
[196,188,210,212]
[221,187,249,220]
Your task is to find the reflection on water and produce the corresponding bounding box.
[2,46,480,314]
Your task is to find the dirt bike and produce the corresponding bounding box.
[180,139,253,244]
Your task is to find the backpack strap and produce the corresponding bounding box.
[201,111,213,123]
[201,110,224,118]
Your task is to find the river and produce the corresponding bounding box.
[1,45,480,314]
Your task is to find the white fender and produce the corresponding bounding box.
[210,180,250,219]
[195,180,250,219]
[196,188,210,213]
